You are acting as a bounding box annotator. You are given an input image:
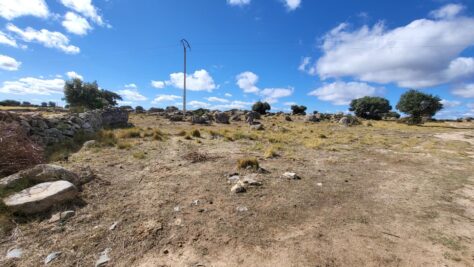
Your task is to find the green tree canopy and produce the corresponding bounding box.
[291,105,307,115]
[349,96,392,120]
[63,79,122,110]
[396,90,443,122]
[252,101,271,115]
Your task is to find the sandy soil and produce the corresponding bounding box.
[1,115,473,267]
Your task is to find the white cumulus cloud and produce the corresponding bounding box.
[151,94,182,104]
[66,71,83,80]
[260,87,294,104]
[165,69,216,92]
[188,101,211,109]
[308,81,384,105]
[314,4,474,88]
[0,0,49,20]
[117,84,147,101]
[453,84,474,98]
[7,23,80,54]
[206,97,229,103]
[236,71,259,93]
[224,93,232,97]
[0,31,18,47]
[284,0,301,11]
[0,54,21,71]
[236,71,293,103]
[62,12,92,35]
[151,80,165,89]
[0,77,65,95]
[227,0,251,6]
[440,99,461,108]
[60,0,104,26]
[430,4,464,19]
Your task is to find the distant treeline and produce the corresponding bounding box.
[0,100,57,107]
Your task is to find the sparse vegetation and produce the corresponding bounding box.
[132,151,146,159]
[237,157,259,170]
[191,129,201,138]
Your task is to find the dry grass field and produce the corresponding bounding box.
[1,114,473,266]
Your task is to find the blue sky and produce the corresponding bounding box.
[1,0,474,118]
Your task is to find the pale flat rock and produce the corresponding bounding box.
[44,251,61,264]
[0,164,81,190]
[3,181,78,214]
[6,248,22,259]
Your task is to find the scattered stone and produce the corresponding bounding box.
[174,206,181,212]
[174,218,183,226]
[44,252,61,265]
[231,182,246,193]
[317,183,323,187]
[49,210,75,223]
[191,115,209,125]
[282,172,300,180]
[305,114,320,122]
[82,140,97,149]
[191,200,200,206]
[236,206,248,212]
[228,175,240,183]
[95,248,111,267]
[3,181,78,214]
[249,123,264,131]
[214,112,230,124]
[339,117,349,126]
[109,221,119,231]
[241,174,262,186]
[6,248,22,259]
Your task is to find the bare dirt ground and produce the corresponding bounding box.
[1,114,473,266]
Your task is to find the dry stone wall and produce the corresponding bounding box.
[2,108,129,146]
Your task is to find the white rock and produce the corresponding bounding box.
[95,248,111,267]
[49,210,75,223]
[231,182,246,193]
[282,172,300,180]
[173,206,181,212]
[241,174,262,186]
[44,251,61,264]
[317,183,323,187]
[109,221,119,231]
[6,248,22,259]
[236,206,248,212]
[3,181,78,214]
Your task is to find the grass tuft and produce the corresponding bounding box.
[237,157,259,170]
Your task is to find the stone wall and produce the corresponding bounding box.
[1,108,129,146]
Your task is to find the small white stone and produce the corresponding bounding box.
[6,248,22,259]
[317,183,323,187]
[109,221,119,231]
[95,248,111,267]
[44,251,61,264]
[236,206,248,212]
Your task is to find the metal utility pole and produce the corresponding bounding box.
[181,39,191,116]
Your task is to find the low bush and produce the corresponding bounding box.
[191,129,201,138]
[117,141,133,150]
[237,157,259,170]
[264,147,279,158]
[132,151,146,159]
